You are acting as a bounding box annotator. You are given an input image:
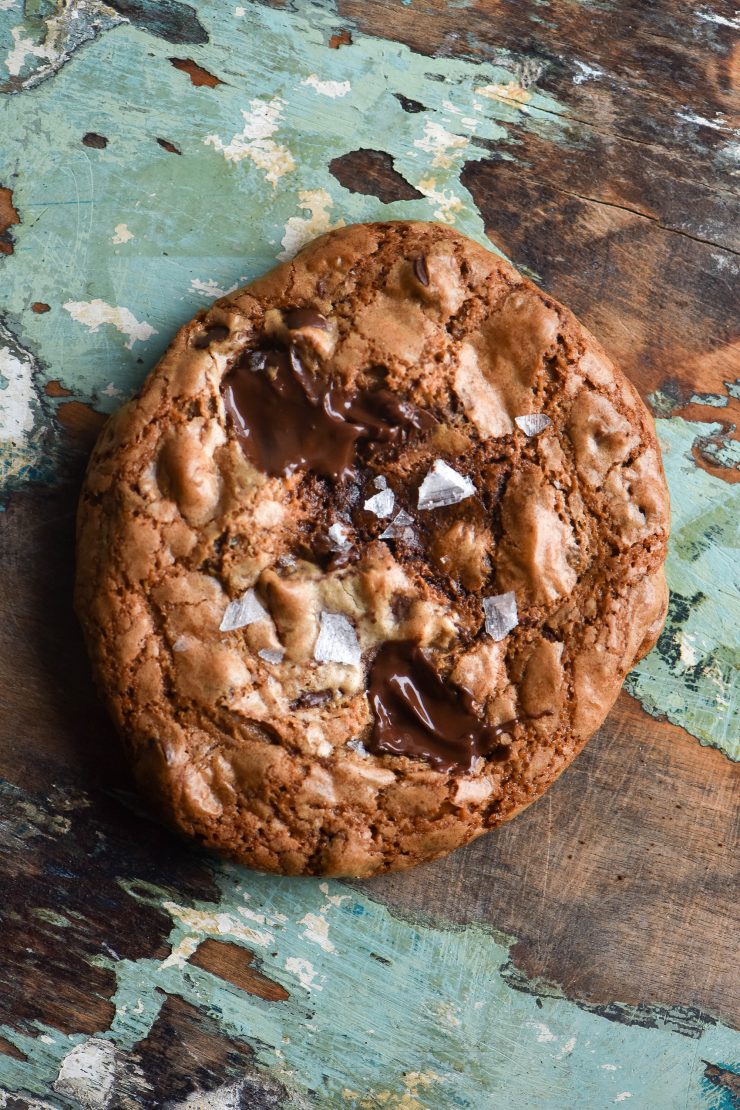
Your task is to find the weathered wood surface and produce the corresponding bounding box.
[0,0,738,1106]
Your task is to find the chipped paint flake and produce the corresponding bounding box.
[190,277,233,299]
[298,911,334,953]
[285,956,321,992]
[279,188,344,260]
[475,82,531,107]
[413,120,469,168]
[572,61,606,85]
[111,223,133,244]
[205,98,296,187]
[416,176,464,224]
[5,25,53,77]
[63,299,156,349]
[53,1039,116,1108]
[301,74,351,98]
[0,338,35,442]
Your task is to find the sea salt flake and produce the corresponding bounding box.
[515,413,551,436]
[417,460,476,510]
[364,487,395,518]
[347,738,369,756]
[483,592,519,641]
[314,612,362,667]
[373,475,388,490]
[327,522,352,550]
[258,648,285,664]
[220,588,268,632]
[379,509,415,542]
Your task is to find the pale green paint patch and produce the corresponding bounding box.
[1,862,738,1108]
[626,418,740,761]
[0,0,566,438]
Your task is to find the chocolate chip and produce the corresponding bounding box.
[283,308,328,331]
[193,324,230,349]
[413,254,430,287]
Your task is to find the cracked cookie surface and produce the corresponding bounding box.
[75,221,670,877]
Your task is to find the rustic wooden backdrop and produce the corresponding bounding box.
[0,0,738,1106]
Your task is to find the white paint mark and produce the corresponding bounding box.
[677,110,731,131]
[234,4,245,14]
[475,82,531,108]
[680,632,699,668]
[527,1020,556,1043]
[696,8,740,28]
[0,0,19,10]
[557,1035,577,1058]
[318,882,351,908]
[279,188,344,260]
[53,1039,116,1108]
[416,176,464,224]
[111,223,133,244]
[285,956,322,991]
[172,1081,251,1109]
[63,299,156,349]
[101,382,122,397]
[298,911,335,952]
[161,902,274,969]
[414,119,469,168]
[572,60,606,85]
[205,98,295,187]
[190,277,238,300]
[5,25,52,76]
[0,340,35,442]
[301,74,351,98]
[614,1095,633,1104]
[601,1064,619,1071]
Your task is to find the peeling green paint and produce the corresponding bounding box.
[626,418,740,761]
[1,861,739,1108]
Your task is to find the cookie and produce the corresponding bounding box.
[75,221,670,877]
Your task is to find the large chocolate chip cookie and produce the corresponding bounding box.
[76,222,670,876]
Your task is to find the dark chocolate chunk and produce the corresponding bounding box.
[223,343,435,479]
[283,308,328,331]
[413,254,430,287]
[366,641,521,772]
[193,324,230,349]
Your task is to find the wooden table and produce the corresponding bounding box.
[1,1,738,1106]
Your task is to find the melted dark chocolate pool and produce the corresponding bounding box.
[223,341,433,479]
[366,641,520,772]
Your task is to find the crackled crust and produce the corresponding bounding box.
[75,221,670,877]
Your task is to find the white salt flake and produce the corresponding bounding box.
[483,592,519,641]
[314,612,361,667]
[373,475,388,490]
[220,588,268,632]
[417,460,476,510]
[258,648,285,665]
[379,509,416,543]
[346,738,369,757]
[364,487,395,518]
[515,413,551,437]
[327,522,352,550]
